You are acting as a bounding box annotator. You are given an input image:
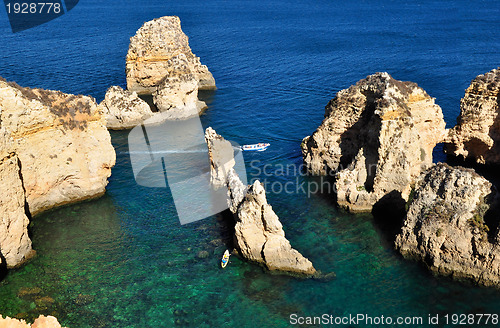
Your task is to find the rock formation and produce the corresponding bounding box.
[444,68,500,164]
[301,72,446,212]
[395,163,500,287]
[99,86,154,129]
[126,16,215,120]
[0,78,116,267]
[0,315,66,328]
[205,127,316,276]
[126,16,215,94]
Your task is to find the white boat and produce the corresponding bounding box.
[241,143,270,152]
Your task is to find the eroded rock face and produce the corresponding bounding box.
[302,72,446,212]
[395,163,500,287]
[444,68,500,164]
[0,315,66,328]
[204,127,247,213]
[99,86,153,129]
[152,54,206,119]
[0,80,116,215]
[126,16,216,95]
[205,127,316,275]
[0,79,115,267]
[0,153,33,268]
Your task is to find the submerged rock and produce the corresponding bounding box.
[205,127,316,276]
[395,163,500,287]
[444,68,500,164]
[73,294,94,306]
[17,287,43,299]
[126,16,215,95]
[0,78,116,267]
[99,86,154,129]
[301,72,446,212]
[196,250,209,259]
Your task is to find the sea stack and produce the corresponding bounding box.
[395,163,500,287]
[0,78,116,267]
[126,16,215,119]
[301,72,446,212]
[205,127,317,276]
[445,68,500,164]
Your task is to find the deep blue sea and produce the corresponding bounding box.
[0,1,499,327]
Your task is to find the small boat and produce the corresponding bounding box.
[241,143,270,152]
[221,250,230,268]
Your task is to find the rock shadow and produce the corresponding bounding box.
[338,93,381,192]
[372,190,406,245]
[216,209,237,251]
[482,189,500,243]
[138,94,159,112]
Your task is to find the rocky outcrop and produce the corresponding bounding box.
[126,16,216,95]
[205,127,316,276]
[0,315,66,328]
[0,79,116,267]
[444,68,500,164]
[395,163,500,287]
[301,72,446,212]
[99,86,154,129]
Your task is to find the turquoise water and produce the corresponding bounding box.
[1,0,500,327]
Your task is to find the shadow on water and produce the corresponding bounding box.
[372,190,406,246]
[0,252,7,281]
[216,209,237,250]
[198,89,217,107]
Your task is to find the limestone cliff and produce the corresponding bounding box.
[126,16,216,95]
[301,72,446,212]
[99,86,154,129]
[0,78,116,267]
[395,163,500,287]
[0,80,116,215]
[0,315,67,328]
[444,68,500,164]
[205,127,316,276]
